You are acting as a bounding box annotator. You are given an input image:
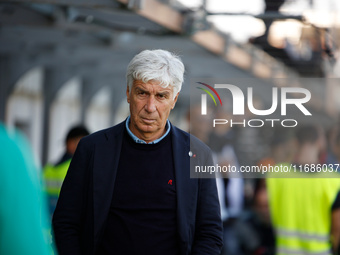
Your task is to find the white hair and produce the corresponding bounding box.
[126,49,185,98]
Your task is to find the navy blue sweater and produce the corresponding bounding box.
[97,130,180,255]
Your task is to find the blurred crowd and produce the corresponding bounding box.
[190,103,340,255]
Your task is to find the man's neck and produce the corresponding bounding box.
[132,127,166,144]
[125,117,170,144]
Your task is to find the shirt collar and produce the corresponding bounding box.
[125,116,171,144]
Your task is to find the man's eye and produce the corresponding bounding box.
[158,94,166,99]
[138,91,146,95]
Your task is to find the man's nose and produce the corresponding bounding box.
[144,96,157,113]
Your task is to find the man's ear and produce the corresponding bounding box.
[126,86,130,103]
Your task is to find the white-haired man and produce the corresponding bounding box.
[53,49,223,255]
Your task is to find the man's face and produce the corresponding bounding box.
[126,80,179,143]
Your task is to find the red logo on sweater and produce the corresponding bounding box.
[168,179,173,185]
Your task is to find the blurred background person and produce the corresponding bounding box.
[188,103,213,145]
[326,125,340,165]
[231,178,275,255]
[208,107,244,255]
[189,103,245,255]
[44,125,89,217]
[267,125,340,255]
[333,128,340,165]
[262,128,297,166]
[317,125,328,164]
[0,123,53,254]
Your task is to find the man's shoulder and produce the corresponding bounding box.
[171,125,189,140]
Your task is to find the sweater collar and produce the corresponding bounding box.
[125,116,171,144]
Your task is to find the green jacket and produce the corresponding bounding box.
[0,124,53,254]
[267,163,340,255]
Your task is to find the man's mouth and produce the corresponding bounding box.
[141,117,156,124]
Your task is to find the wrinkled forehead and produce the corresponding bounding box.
[132,79,174,93]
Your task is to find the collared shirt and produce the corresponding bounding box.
[125,116,171,144]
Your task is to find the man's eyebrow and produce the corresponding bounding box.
[157,91,170,96]
[135,87,149,93]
